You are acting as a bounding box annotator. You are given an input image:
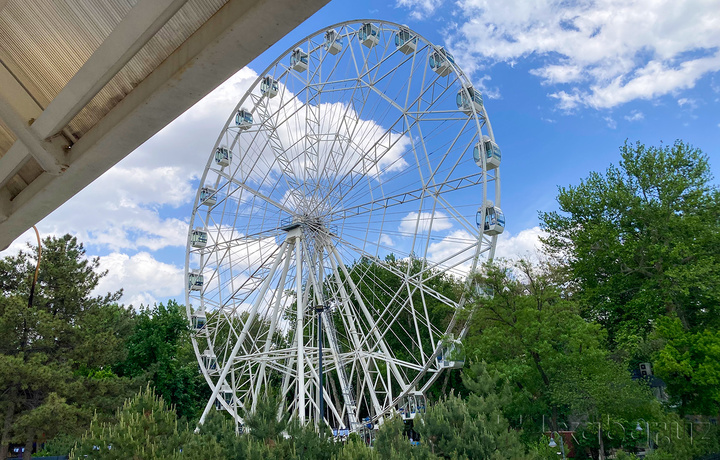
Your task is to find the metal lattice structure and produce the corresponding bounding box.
[185,20,503,432]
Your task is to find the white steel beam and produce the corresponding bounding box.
[295,232,305,424]
[0,0,331,250]
[197,240,288,426]
[31,0,190,138]
[0,96,67,175]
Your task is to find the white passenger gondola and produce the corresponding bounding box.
[216,383,233,410]
[215,145,231,167]
[437,336,465,369]
[477,202,505,236]
[235,108,252,130]
[199,186,217,206]
[190,227,207,248]
[399,391,426,421]
[324,29,343,55]
[359,23,379,48]
[201,349,217,371]
[291,48,308,72]
[191,309,206,329]
[473,136,501,170]
[261,76,278,98]
[188,269,204,291]
[429,46,455,76]
[394,26,417,54]
[457,84,483,115]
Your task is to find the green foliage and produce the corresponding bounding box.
[0,235,134,457]
[374,416,435,459]
[71,385,183,459]
[653,317,720,415]
[243,392,289,445]
[113,301,209,420]
[468,260,654,431]
[414,362,531,459]
[540,140,720,342]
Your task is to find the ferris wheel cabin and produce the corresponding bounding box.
[261,76,278,98]
[215,145,231,167]
[400,391,426,421]
[457,85,483,115]
[359,23,379,48]
[477,203,505,236]
[438,337,466,369]
[190,227,208,248]
[235,108,253,130]
[191,309,206,329]
[429,47,455,76]
[473,136,501,170]
[395,26,417,54]
[201,349,217,371]
[199,186,217,207]
[291,48,308,72]
[324,29,343,55]
[188,269,204,291]
[216,383,233,410]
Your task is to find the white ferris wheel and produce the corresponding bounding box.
[184,20,505,432]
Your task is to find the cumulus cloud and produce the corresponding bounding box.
[404,0,720,109]
[94,252,184,307]
[399,211,454,235]
[493,226,546,262]
[624,110,644,122]
[396,0,444,20]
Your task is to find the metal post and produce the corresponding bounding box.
[316,304,324,426]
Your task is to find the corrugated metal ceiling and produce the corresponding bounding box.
[0,0,228,198]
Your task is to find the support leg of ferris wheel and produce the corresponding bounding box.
[303,243,359,430]
[325,248,383,420]
[251,239,294,412]
[294,228,306,424]
[197,239,289,428]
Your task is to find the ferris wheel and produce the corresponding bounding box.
[184,20,504,432]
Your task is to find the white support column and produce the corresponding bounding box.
[251,240,293,412]
[197,240,288,427]
[295,231,305,424]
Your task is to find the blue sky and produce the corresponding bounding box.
[3,0,720,307]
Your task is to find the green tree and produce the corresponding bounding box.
[114,301,209,420]
[0,235,133,459]
[466,259,655,458]
[653,317,720,416]
[540,140,720,342]
[418,362,531,459]
[71,385,186,459]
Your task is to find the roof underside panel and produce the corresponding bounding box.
[0,0,331,249]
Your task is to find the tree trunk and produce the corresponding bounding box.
[22,428,34,460]
[598,419,605,460]
[0,386,17,459]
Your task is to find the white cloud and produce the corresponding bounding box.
[396,0,444,20]
[677,98,698,109]
[415,0,720,109]
[94,252,184,307]
[399,211,454,235]
[604,116,617,129]
[624,110,644,122]
[380,233,394,247]
[493,226,546,262]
